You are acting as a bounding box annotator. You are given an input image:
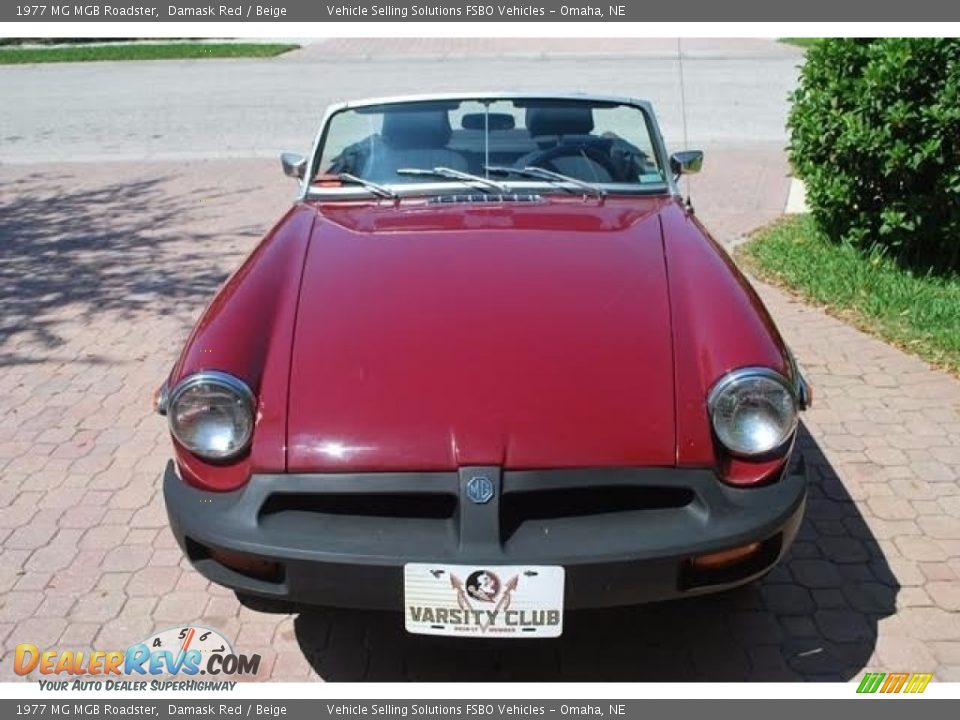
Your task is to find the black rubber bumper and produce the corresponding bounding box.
[163,461,806,610]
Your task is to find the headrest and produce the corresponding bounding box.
[381,110,452,149]
[461,112,516,131]
[525,106,595,136]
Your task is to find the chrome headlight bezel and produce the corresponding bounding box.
[707,367,799,458]
[167,370,255,462]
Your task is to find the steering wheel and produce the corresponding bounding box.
[520,142,620,182]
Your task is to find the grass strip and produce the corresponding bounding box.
[738,214,960,375]
[0,42,297,64]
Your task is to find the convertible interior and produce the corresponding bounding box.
[325,104,661,186]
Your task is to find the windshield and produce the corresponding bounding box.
[312,98,667,194]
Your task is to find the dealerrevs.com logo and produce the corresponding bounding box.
[14,626,261,690]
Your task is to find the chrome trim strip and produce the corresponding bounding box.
[324,91,655,114]
[303,181,669,202]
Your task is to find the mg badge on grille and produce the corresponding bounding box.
[466,475,495,504]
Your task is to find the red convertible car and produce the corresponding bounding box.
[159,93,810,638]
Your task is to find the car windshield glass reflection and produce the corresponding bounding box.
[314,98,667,194]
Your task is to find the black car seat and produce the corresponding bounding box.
[362,110,469,182]
[526,106,597,144]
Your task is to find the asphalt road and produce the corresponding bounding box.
[0,39,801,163]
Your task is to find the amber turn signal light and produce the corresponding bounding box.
[690,542,762,570]
[208,548,282,582]
[152,383,169,416]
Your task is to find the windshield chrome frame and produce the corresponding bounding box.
[297,92,680,202]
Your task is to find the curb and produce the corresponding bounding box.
[785,178,808,214]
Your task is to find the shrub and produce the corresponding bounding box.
[788,38,960,273]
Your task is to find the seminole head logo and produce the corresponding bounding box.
[449,569,520,628]
[465,570,501,603]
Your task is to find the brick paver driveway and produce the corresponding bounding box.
[1,40,959,682]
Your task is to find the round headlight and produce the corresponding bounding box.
[708,368,798,457]
[168,371,255,461]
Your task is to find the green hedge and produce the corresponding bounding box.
[788,39,960,273]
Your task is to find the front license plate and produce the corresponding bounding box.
[404,563,565,638]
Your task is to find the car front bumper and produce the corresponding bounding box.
[163,461,806,610]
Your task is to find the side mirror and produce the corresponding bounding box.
[669,150,704,179]
[280,152,307,180]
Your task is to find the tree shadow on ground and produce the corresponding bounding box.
[252,423,898,680]
[0,169,264,366]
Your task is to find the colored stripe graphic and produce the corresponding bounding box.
[904,674,933,694]
[856,672,932,694]
[857,672,885,693]
[881,672,909,693]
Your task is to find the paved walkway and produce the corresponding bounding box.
[1,157,958,682]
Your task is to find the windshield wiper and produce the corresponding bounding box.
[396,166,509,194]
[336,172,399,201]
[484,165,607,201]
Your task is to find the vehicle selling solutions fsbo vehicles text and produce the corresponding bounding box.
[325,4,550,17]
[322,705,614,717]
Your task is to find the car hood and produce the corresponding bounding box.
[286,197,677,472]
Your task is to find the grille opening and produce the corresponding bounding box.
[259,492,457,520]
[680,533,782,591]
[500,485,695,540]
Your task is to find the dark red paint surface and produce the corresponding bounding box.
[168,196,794,491]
